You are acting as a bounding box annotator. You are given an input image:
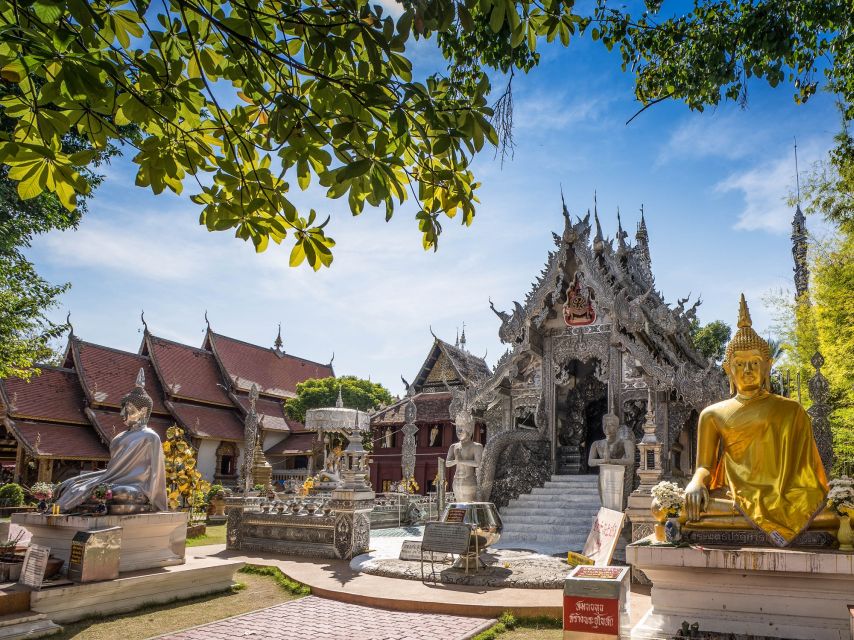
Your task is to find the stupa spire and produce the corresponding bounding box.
[273,323,285,354]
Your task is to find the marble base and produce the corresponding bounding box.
[627,539,854,640]
[30,556,243,624]
[12,511,187,572]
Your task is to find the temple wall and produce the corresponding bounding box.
[197,439,219,482]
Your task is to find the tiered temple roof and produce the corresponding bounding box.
[0,322,336,476]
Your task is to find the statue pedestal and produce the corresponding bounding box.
[598,464,625,511]
[627,540,854,640]
[329,487,374,560]
[12,511,187,573]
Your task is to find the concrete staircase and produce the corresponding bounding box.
[495,475,601,556]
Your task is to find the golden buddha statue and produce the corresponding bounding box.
[680,294,836,546]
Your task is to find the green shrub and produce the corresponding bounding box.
[0,483,25,507]
[207,484,225,502]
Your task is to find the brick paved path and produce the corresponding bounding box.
[155,596,495,640]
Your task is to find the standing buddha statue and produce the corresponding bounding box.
[678,294,836,546]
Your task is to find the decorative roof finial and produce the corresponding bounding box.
[204,310,211,331]
[328,352,335,367]
[429,325,439,341]
[737,293,752,329]
[560,184,569,220]
[66,311,74,337]
[273,323,284,353]
[460,322,467,351]
[336,385,344,408]
[140,310,149,333]
[455,327,459,348]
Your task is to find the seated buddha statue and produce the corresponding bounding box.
[680,295,836,546]
[55,369,168,514]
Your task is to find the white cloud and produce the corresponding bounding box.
[513,91,609,131]
[657,112,763,165]
[717,139,829,234]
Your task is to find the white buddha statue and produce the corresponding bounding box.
[55,369,168,514]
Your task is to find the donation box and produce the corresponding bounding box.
[563,565,630,639]
[67,526,122,583]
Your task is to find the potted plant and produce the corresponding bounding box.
[30,482,54,513]
[91,483,113,514]
[827,476,854,551]
[0,531,25,582]
[207,484,227,517]
[651,481,686,543]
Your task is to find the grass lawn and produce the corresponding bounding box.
[186,523,227,547]
[53,567,305,639]
[472,615,563,640]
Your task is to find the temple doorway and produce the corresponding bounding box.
[555,358,607,474]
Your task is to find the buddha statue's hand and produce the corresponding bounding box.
[684,479,709,522]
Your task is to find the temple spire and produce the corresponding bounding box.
[593,207,604,253]
[273,323,285,354]
[791,141,809,298]
[459,322,467,351]
[634,204,653,281]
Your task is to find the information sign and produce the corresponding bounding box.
[443,508,467,524]
[399,540,450,562]
[421,522,471,555]
[19,544,50,590]
[582,508,625,566]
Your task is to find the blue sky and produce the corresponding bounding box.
[26,20,839,396]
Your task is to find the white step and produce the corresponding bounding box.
[0,613,62,639]
[497,474,601,554]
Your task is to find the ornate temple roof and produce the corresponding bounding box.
[166,400,245,441]
[87,408,172,443]
[0,367,89,425]
[264,431,317,456]
[412,338,490,393]
[371,391,453,426]
[232,392,299,433]
[9,420,109,460]
[143,334,233,406]
[206,331,334,399]
[485,201,725,409]
[69,339,168,415]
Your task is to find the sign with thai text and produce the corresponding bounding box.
[563,595,619,636]
[399,539,450,562]
[582,508,625,566]
[444,508,467,524]
[19,544,50,590]
[572,566,623,580]
[421,522,471,555]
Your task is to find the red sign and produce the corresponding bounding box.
[563,595,619,636]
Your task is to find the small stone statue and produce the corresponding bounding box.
[445,411,483,503]
[588,413,635,508]
[55,368,168,514]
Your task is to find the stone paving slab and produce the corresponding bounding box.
[155,595,495,640]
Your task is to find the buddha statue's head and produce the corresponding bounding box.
[121,368,154,429]
[602,413,619,440]
[455,411,475,443]
[722,294,772,397]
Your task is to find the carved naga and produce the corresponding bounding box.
[489,298,527,345]
[477,390,549,503]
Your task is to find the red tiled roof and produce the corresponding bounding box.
[73,340,168,414]
[10,420,109,460]
[208,332,334,398]
[264,432,318,456]
[146,335,232,406]
[233,393,299,433]
[87,408,172,443]
[0,367,88,425]
[371,392,452,426]
[168,401,244,441]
